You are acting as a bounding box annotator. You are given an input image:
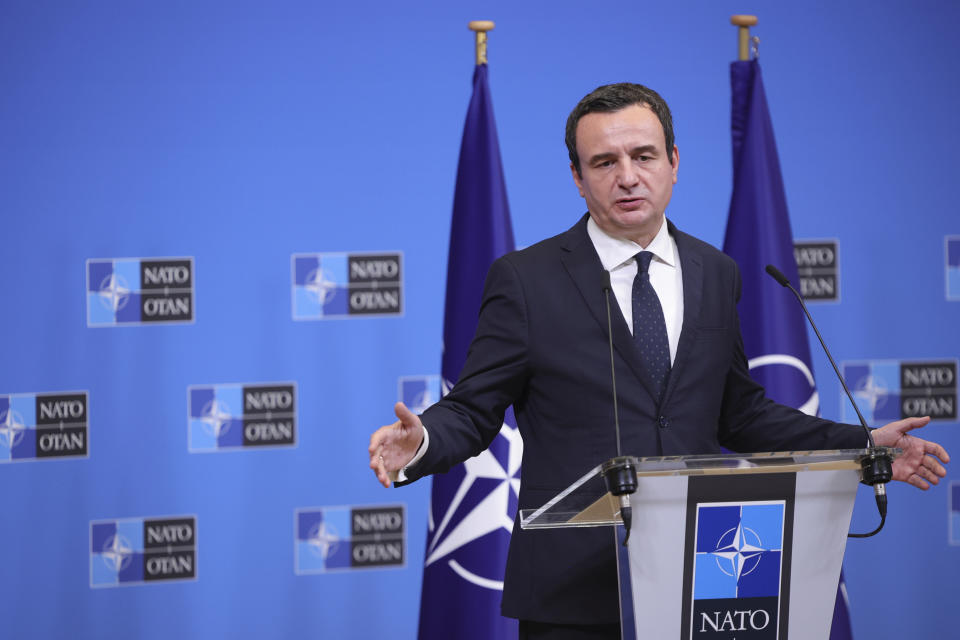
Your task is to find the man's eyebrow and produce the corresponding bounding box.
[587,145,659,165]
[587,151,617,165]
[630,144,658,155]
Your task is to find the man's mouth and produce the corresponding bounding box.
[615,197,643,209]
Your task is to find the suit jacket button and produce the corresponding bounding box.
[659,415,669,428]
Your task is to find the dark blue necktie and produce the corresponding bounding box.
[632,251,671,402]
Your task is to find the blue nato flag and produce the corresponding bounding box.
[722,59,855,640]
[417,63,520,639]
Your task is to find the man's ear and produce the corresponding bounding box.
[571,163,584,197]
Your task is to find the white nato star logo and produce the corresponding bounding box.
[423,378,523,591]
[200,400,234,438]
[748,354,819,416]
[101,534,134,572]
[0,409,25,449]
[97,273,131,312]
[853,374,889,414]
[307,522,340,560]
[710,523,766,580]
[304,268,338,304]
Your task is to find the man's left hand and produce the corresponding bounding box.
[872,416,950,489]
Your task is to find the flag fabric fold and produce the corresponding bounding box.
[722,59,854,640]
[417,63,520,640]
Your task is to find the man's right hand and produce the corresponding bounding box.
[368,402,425,488]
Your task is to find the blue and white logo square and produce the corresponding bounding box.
[295,505,405,574]
[291,252,403,319]
[947,236,960,301]
[950,482,960,546]
[1,392,88,462]
[188,382,296,452]
[398,375,441,414]
[90,516,196,587]
[843,360,957,423]
[87,257,194,326]
[842,361,902,424]
[691,501,784,637]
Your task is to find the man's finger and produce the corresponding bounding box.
[918,465,940,486]
[909,474,930,491]
[923,452,948,477]
[900,416,932,432]
[369,424,390,456]
[926,442,951,464]
[375,454,391,488]
[394,402,420,428]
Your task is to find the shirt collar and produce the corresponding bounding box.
[586,215,676,270]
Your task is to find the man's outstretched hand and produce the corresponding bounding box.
[369,402,424,488]
[872,416,950,489]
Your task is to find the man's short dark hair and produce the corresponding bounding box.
[565,83,675,176]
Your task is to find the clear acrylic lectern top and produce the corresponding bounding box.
[519,448,896,530]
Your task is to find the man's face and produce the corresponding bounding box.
[571,104,679,246]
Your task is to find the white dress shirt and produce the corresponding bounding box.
[586,216,684,364]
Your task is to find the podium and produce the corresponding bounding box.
[520,449,896,640]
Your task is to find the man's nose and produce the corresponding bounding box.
[615,161,640,189]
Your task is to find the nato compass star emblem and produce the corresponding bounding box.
[710,523,767,580]
[423,379,523,590]
[854,374,889,414]
[97,273,131,312]
[306,521,341,560]
[304,268,338,304]
[101,534,134,572]
[0,408,25,449]
[199,400,233,438]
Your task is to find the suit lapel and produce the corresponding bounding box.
[559,215,661,403]
[661,222,704,406]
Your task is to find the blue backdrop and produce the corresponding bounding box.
[1,2,957,638]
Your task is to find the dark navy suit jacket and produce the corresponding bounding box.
[408,215,864,624]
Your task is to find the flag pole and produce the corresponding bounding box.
[730,15,758,61]
[468,20,495,65]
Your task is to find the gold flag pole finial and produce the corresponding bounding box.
[730,15,758,61]
[468,20,495,65]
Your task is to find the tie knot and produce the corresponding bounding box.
[635,251,654,273]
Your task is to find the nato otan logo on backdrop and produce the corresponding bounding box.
[188,383,296,452]
[690,501,785,638]
[291,252,403,319]
[90,516,197,587]
[947,236,960,301]
[398,375,441,414]
[794,240,839,302]
[87,257,194,326]
[950,481,960,546]
[295,505,405,574]
[0,392,88,463]
[843,360,957,424]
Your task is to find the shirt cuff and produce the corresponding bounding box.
[392,425,429,484]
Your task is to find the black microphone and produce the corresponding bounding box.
[600,271,636,546]
[765,264,893,537]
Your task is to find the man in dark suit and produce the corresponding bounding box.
[369,83,948,639]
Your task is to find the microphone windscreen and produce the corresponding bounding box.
[601,270,612,291]
[765,264,790,287]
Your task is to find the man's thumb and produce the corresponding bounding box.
[394,402,419,427]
